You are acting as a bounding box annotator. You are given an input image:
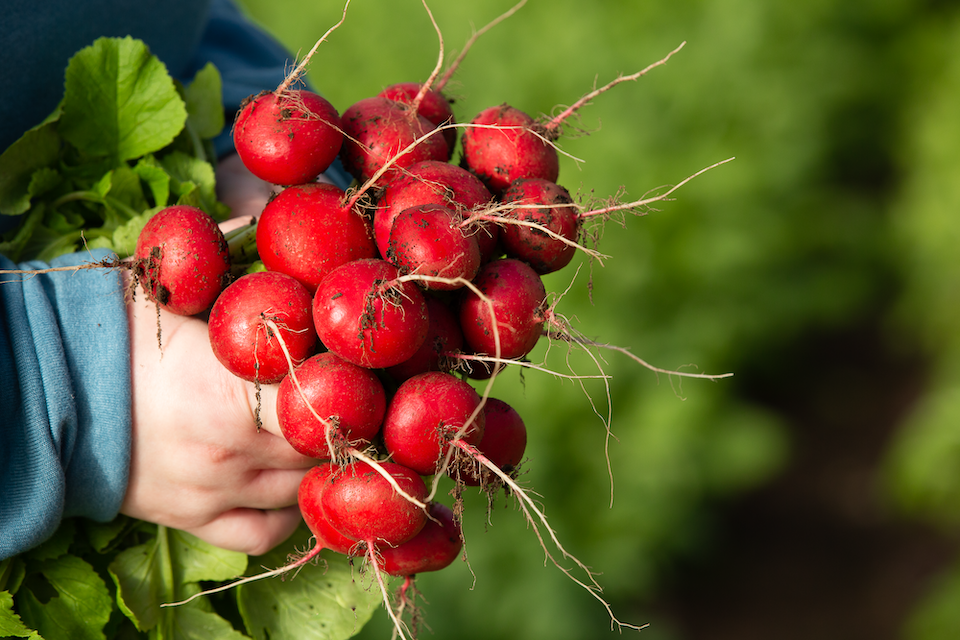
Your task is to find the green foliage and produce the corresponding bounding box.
[237,531,380,640]
[881,9,960,638]
[0,37,227,262]
[0,591,42,640]
[17,555,113,640]
[1,518,379,640]
[902,555,960,640]
[58,37,187,163]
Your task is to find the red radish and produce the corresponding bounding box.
[500,178,581,274]
[378,82,457,154]
[207,271,316,383]
[277,352,386,458]
[373,160,497,262]
[387,203,481,290]
[452,397,527,487]
[233,89,343,186]
[298,463,357,555]
[380,502,462,576]
[459,258,547,361]
[339,96,449,186]
[133,205,230,316]
[256,182,378,293]
[320,460,428,547]
[382,371,485,476]
[460,103,560,194]
[312,259,429,369]
[386,297,464,382]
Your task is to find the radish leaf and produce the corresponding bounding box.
[59,37,187,163]
[15,556,111,640]
[0,591,42,639]
[238,528,381,640]
[184,63,226,141]
[110,526,247,635]
[0,122,61,216]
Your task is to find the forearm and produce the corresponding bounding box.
[0,249,131,560]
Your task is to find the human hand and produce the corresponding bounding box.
[215,152,280,233]
[120,275,318,556]
[215,152,339,233]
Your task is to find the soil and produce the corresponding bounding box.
[653,321,958,640]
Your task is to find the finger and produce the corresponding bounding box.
[183,505,304,557]
[243,427,320,470]
[216,152,279,222]
[235,467,313,511]
[219,216,257,235]
[246,380,284,437]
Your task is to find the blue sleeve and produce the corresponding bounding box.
[0,249,131,560]
[191,0,353,188]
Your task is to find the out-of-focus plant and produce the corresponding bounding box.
[883,7,960,639]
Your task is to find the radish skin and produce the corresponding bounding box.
[339,96,449,186]
[134,205,230,317]
[257,182,378,293]
[312,259,429,369]
[382,371,485,476]
[459,258,547,360]
[207,271,317,384]
[233,89,343,186]
[460,104,559,194]
[277,352,386,458]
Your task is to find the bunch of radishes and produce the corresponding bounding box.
[129,75,596,630]
[130,5,710,636]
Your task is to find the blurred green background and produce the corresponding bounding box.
[235,0,960,638]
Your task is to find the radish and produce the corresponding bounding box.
[380,502,462,576]
[386,296,464,382]
[381,371,485,476]
[297,462,358,555]
[339,96,449,186]
[277,352,386,459]
[458,258,547,361]
[378,82,457,154]
[312,258,429,369]
[133,205,230,317]
[320,460,429,547]
[387,203,481,290]
[233,89,343,186]
[207,271,317,384]
[500,178,581,274]
[460,104,559,194]
[451,397,527,487]
[373,160,497,262]
[256,182,378,293]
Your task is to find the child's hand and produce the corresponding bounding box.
[214,152,340,233]
[215,152,280,227]
[120,285,318,556]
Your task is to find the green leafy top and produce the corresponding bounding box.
[1,519,381,640]
[0,36,229,262]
